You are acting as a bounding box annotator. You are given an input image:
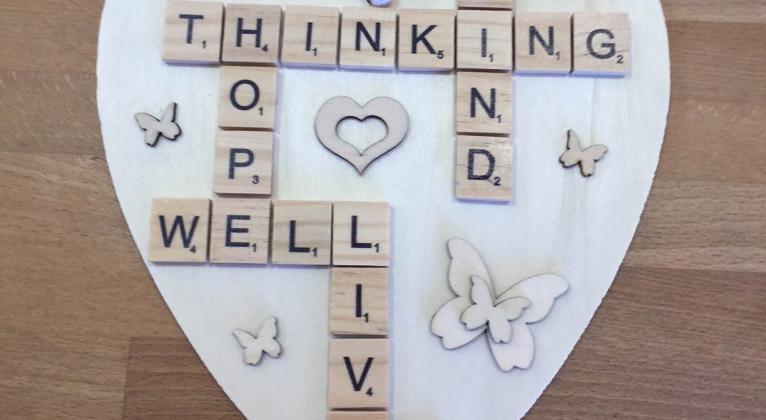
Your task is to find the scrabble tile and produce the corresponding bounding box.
[218,66,278,130]
[329,412,388,420]
[572,12,631,77]
[281,6,340,68]
[271,201,332,266]
[514,12,572,75]
[457,0,513,10]
[455,135,513,202]
[332,202,390,267]
[210,198,270,264]
[148,198,210,263]
[455,71,512,135]
[340,7,397,70]
[455,10,512,72]
[397,9,455,72]
[162,1,223,64]
[328,339,388,410]
[222,4,282,65]
[330,267,388,337]
[213,131,273,196]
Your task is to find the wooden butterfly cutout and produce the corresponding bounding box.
[135,102,182,147]
[431,239,568,371]
[559,130,608,177]
[232,318,282,366]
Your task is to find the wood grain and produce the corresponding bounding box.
[0,1,764,418]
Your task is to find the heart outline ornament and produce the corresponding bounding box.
[314,96,409,175]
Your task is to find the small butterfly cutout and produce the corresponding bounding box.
[232,318,282,366]
[431,239,568,371]
[461,276,531,344]
[560,130,608,177]
[135,102,182,147]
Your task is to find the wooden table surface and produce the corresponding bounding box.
[1,1,764,418]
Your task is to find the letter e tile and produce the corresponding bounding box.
[210,198,271,264]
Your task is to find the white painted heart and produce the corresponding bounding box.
[315,96,409,175]
[96,0,670,419]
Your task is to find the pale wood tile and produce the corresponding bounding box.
[162,1,223,64]
[340,7,397,70]
[210,198,270,264]
[455,135,513,202]
[572,12,631,77]
[218,66,279,130]
[213,130,273,196]
[328,339,388,410]
[457,0,513,10]
[281,6,340,68]
[515,12,572,75]
[328,412,388,420]
[330,267,388,337]
[148,198,210,263]
[332,202,390,267]
[455,71,513,135]
[271,201,332,266]
[456,10,513,72]
[398,9,455,72]
[221,4,282,65]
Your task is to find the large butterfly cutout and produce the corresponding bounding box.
[431,239,569,371]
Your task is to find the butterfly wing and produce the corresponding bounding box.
[485,297,530,344]
[460,276,493,330]
[232,329,257,348]
[135,113,162,146]
[559,150,581,168]
[486,274,568,370]
[447,238,491,296]
[579,144,608,176]
[256,318,282,359]
[431,239,492,350]
[566,130,581,151]
[135,112,158,130]
[488,320,535,371]
[497,274,568,323]
[158,103,181,140]
[583,144,608,161]
[258,318,278,339]
[232,329,265,365]
[560,130,583,168]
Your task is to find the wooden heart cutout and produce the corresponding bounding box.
[315,96,409,175]
[97,0,670,418]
